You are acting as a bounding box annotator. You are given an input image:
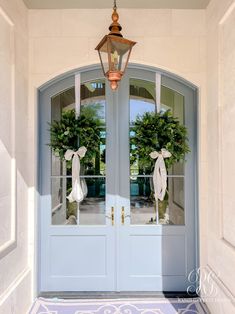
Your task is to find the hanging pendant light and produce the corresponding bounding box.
[95,0,136,91]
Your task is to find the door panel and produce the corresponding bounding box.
[39,67,197,293]
[118,69,196,291]
[39,70,116,291]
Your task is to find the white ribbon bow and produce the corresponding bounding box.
[150,148,172,201]
[64,146,87,203]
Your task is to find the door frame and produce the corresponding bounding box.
[36,63,199,296]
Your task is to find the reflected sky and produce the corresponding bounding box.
[130,99,156,124]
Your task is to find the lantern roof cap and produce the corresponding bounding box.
[95,34,136,51]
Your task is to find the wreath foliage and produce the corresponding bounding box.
[131,110,190,171]
[49,109,101,163]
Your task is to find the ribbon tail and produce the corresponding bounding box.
[67,153,85,203]
[152,156,168,201]
[67,179,84,203]
[158,157,167,201]
[152,159,160,202]
[81,178,88,198]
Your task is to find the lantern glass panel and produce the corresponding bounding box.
[109,37,132,72]
[99,50,109,74]
[98,39,109,74]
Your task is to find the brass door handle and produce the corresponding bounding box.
[106,207,115,226]
[121,206,130,225]
[111,206,114,226]
[121,206,125,224]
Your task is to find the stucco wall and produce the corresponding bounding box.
[28,8,207,84]
[28,8,208,294]
[203,0,235,313]
[0,0,31,313]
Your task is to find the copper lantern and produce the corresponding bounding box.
[95,1,136,90]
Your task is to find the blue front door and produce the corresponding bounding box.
[39,67,197,292]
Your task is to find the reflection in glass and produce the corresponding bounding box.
[158,177,185,225]
[129,79,157,225]
[81,80,106,176]
[79,177,105,225]
[161,85,184,124]
[51,87,75,118]
[51,177,66,225]
[50,80,106,225]
[130,79,156,125]
[130,177,185,225]
[51,87,75,176]
[51,154,63,176]
[81,81,105,124]
[168,160,185,176]
[161,86,185,175]
[130,177,156,225]
[81,128,106,176]
[130,79,156,177]
[51,177,106,225]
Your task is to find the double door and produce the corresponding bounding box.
[39,67,197,292]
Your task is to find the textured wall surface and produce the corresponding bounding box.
[0,0,31,313]
[203,0,235,313]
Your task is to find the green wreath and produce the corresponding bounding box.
[49,109,101,163]
[131,110,190,171]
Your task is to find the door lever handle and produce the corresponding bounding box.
[111,206,114,226]
[106,207,115,226]
[121,207,130,224]
[121,206,125,225]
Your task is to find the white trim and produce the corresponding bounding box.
[75,73,81,117]
[219,1,235,25]
[0,267,31,305]
[0,7,16,259]
[218,1,235,248]
[155,72,161,113]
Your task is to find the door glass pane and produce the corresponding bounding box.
[160,84,185,225]
[129,79,157,224]
[51,177,106,225]
[161,85,185,175]
[130,79,156,125]
[79,177,106,225]
[129,177,185,225]
[51,177,66,225]
[51,87,75,176]
[50,80,106,225]
[158,177,185,225]
[130,177,156,225]
[81,81,106,176]
[161,85,184,124]
[130,79,156,176]
[130,80,186,225]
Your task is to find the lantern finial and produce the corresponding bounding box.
[109,1,122,37]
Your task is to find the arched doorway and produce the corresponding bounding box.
[38,66,197,293]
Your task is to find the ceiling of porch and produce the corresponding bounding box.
[23,0,211,9]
